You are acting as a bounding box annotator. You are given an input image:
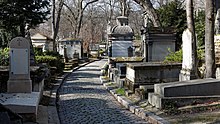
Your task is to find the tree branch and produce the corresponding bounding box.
[63,2,77,20]
[83,0,99,11]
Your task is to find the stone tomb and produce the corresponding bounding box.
[0,37,41,121]
[125,62,181,92]
[141,27,176,62]
[108,16,134,57]
[108,57,143,87]
[148,78,220,108]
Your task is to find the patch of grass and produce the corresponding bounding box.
[116,88,125,96]
[106,82,115,86]
[101,76,110,80]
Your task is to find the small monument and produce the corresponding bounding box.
[7,37,32,93]
[179,29,197,81]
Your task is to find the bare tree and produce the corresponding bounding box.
[132,0,161,27]
[51,0,64,52]
[63,0,99,39]
[205,0,215,78]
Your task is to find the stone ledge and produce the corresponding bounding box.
[100,76,169,124]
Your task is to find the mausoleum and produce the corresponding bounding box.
[108,16,134,57]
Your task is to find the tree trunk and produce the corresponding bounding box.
[205,0,215,78]
[133,0,161,27]
[51,0,56,51]
[51,0,64,52]
[186,0,197,76]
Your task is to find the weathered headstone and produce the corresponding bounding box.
[7,37,32,93]
[179,29,197,81]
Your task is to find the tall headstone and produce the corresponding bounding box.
[7,37,32,93]
[179,29,197,81]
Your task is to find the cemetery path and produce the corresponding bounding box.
[57,60,149,124]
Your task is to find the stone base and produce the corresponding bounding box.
[0,92,41,121]
[179,69,197,81]
[125,78,139,92]
[148,93,220,109]
[7,79,32,93]
[149,78,220,108]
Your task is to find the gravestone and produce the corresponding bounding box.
[7,37,32,93]
[179,29,197,81]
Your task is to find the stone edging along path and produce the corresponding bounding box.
[99,76,170,124]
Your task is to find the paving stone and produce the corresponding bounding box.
[57,60,148,124]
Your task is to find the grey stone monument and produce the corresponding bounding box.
[7,37,32,93]
[179,29,197,81]
[108,16,134,57]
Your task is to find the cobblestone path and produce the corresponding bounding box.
[57,60,148,124]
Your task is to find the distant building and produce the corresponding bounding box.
[31,33,53,52]
[99,42,107,56]
[58,38,83,59]
[99,42,107,51]
[89,44,99,57]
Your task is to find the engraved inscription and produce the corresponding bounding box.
[10,48,28,74]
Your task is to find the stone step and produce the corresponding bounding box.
[0,92,41,121]
[154,78,220,97]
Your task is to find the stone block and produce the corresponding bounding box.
[148,93,162,108]
[0,92,41,121]
[155,78,220,97]
[129,105,139,113]
[33,79,44,92]
[7,79,32,93]
[179,69,196,81]
[118,79,125,88]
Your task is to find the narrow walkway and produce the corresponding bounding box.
[57,60,148,124]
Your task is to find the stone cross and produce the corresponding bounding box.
[7,37,32,93]
[179,29,197,81]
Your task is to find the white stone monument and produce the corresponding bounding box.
[179,29,197,81]
[7,37,32,93]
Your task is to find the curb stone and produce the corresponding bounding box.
[100,77,170,124]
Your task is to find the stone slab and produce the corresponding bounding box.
[0,92,40,114]
[148,92,220,109]
[155,78,220,97]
